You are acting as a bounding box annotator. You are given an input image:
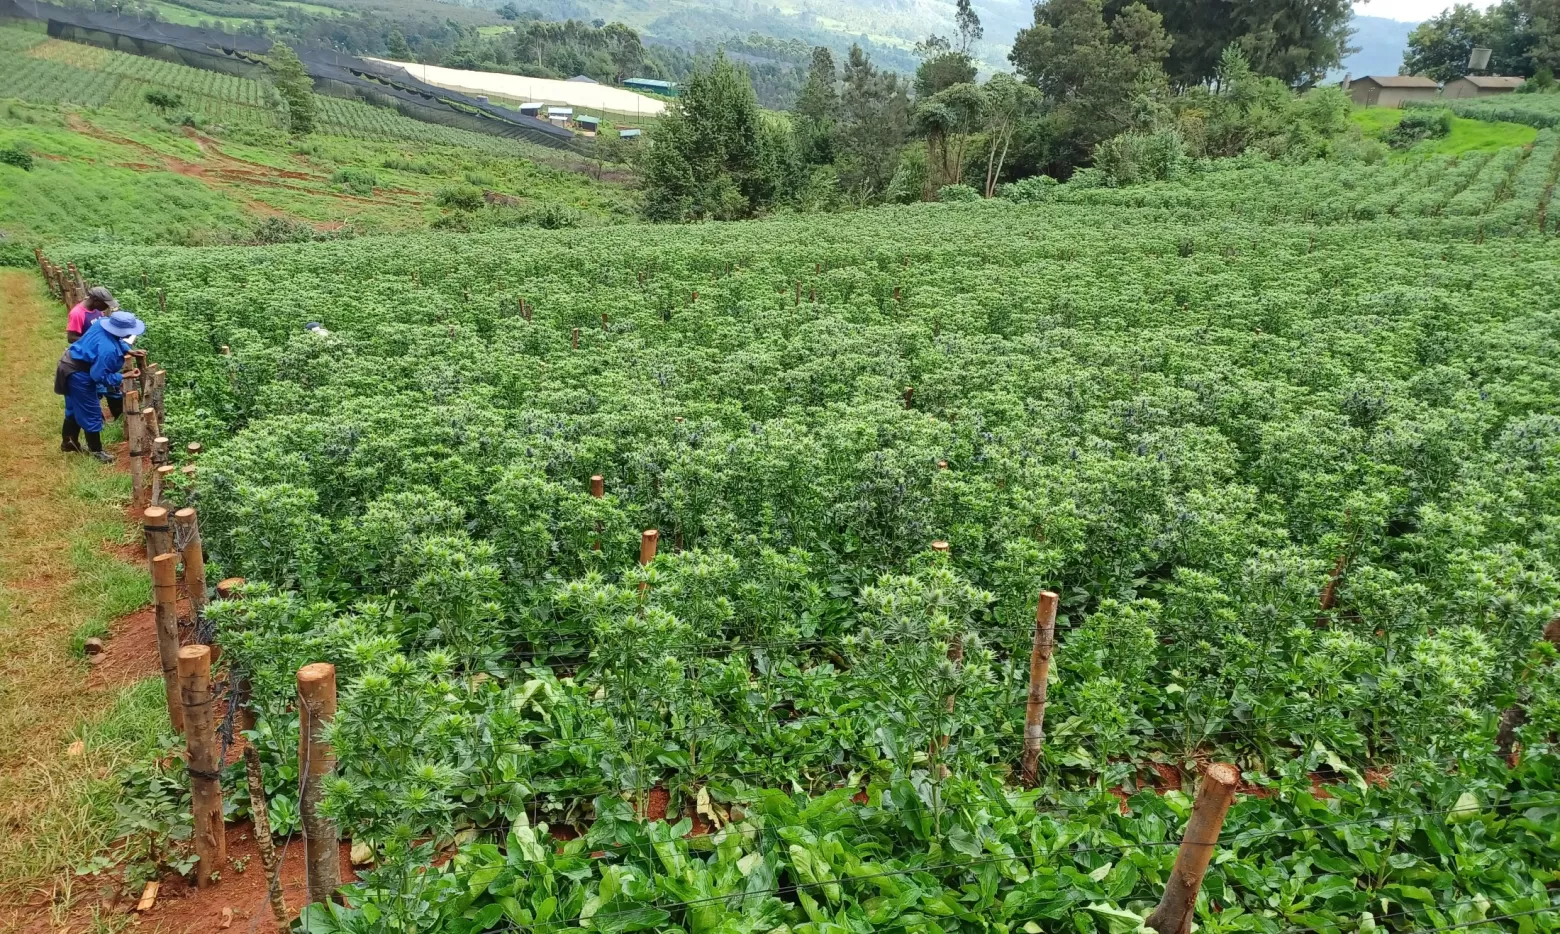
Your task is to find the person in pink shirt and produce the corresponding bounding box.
[66,287,117,344]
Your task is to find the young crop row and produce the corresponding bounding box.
[0,57,123,108]
[0,23,46,53]
[1425,93,1560,130]
[314,95,556,158]
[99,53,278,109]
[61,170,1560,928]
[1058,144,1554,235]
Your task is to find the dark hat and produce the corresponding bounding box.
[86,285,119,310]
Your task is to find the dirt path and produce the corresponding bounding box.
[0,271,158,928]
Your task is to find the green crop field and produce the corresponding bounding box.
[1428,92,1560,130]
[0,26,635,247]
[46,130,1560,930]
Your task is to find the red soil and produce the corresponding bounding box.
[30,824,357,934]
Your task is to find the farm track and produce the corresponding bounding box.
[0,272,155,928]
[0,273,348,933]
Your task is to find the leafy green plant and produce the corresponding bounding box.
[330,167,377,195]
[0,145,33,171]
[436,184,486,212]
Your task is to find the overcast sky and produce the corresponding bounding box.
[1354,0,1495,23]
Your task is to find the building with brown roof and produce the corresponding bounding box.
[1443,75,1526,98]
[1342,75,1441,107]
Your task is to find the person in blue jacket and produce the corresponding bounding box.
[54,310,145,462]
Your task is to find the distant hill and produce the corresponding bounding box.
[1334,14,1419,82]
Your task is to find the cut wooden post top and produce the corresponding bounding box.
[151,552,178,585]
[931,541,950,554]
[177,644,211,668]
[187,443,202,456]
[590,475,604,497]
[216,577,246,598]
[1202,762,1241,787]
[298,662,336,686]
[175,507,198,521]
[143,505,169,523]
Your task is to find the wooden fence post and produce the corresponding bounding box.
[572,327,580,349]
[150,368,166,424]
[158,289,166,312]
[238,684,288,926]
[177,645,225,887]
[639,529,659,566]
[1496,616,1560,760]
[142,407,160,445]
[903,386,915,409]
[175,508,207,621]
[152,553,183,734]
[217,577,246,599]
[1020,591,1060,786]
[143,505,173,577]
[124,393,144,504]
[297,663,342,907]
[152,436,171,469]
[1145,763,1240,934]
[152,465,176,506]
[590,475,604,551]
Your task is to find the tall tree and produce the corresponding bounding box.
[1524,0,1560,73]
[266,41,316,135]
[1112,0,1353,86]
[1402,3,1523,81]
[955,0,984,52]
[602,22,644,82]
[1010,0,1170,165]
[793,46,839,163]
[641,54,797,221]
[836,44,912,200]
[981,72,1042,195]
[914,82,987,189]
[385,27,411,60]
[915,35,978,97]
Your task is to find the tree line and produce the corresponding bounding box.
[638,0,1366,221]
[1403,0,1560,82]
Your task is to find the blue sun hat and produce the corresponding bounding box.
[100,310,146,338]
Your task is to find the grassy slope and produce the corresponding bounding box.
[0,271,164,922]
[1351,106,1539,154]
[0,26,636,247]
[0,97,635,247]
